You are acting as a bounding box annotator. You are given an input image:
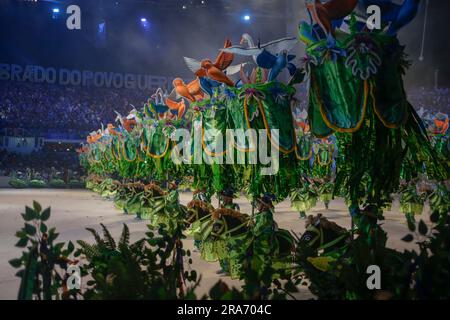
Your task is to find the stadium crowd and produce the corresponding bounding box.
[0,149,80,174]
[407,86,450,114]
[0,80,149,138]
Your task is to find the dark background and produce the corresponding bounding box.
[0,0,448,87]
[0,0,291,79]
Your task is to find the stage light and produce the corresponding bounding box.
[243,15,251,21]
[140,18,150,30]
[51,8,60,19]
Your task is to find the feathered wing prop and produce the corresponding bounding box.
[184,57,202,74]
[214,38,234,70]
[184,57,245,76]
[221,37,299,57]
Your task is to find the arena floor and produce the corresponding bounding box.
[0,189,427,300]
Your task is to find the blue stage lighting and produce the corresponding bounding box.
[52,8,60,13]
[243,15,250,21]
[140,18,150,30]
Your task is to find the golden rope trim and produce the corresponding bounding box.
[371,82,406,129]
[295,145,313,160]
[121,140,137,162]
[243,95,295,154]
[201,127,227,157]
[293,129,313,160]
[88,149,102,164]
[312,73,369,133]
[137,148,145,162]
[111,141,121,161]
[144,136,170,159]
[257,98,295,154]
[316,144,333,166]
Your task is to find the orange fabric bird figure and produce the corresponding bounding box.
[211,38,234,71]
[433,118,449,135]
[173,78,196,102]
[123,118,137,133]
[184,38,236,87]
[306,0,358,35]
[186,78,205,101]
[165,98,186,120]
[198,60,235,87]
[87,133,101,144]
[107,123,119,136]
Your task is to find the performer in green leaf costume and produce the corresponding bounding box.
[228,193,294,280]
[186,189,214,252]
[299,8,449,233]
[215,188,240,274]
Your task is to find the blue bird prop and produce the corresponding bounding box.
[221,36,298,81]
[199,77,222,97]
[255,50,297,82]
[152,102,170,115]
[359,0,421,35]
[387,0,420,35]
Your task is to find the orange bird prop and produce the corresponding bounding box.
[165,98,186,120]
[107,123,119,136]
[172,78,196,102]
[306,0,358,35]
[171,78,205,102]
[87,132,102,144]
[123,118,137,133]
[184,38,236,87]
[186,79,205,101]
[432,118,449,135]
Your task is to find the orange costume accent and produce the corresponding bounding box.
[173,78,196,102]
[165,98,186,119]
[307,0,358,35]
[123,118,137,133]
[198,61,235,87]
[87,133,101,144]
[432,118,449,135]
[296,121,310,133]
[186,78,205,101]
[107,123,119,136]
[194,39,236,87]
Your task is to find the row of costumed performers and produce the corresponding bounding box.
[78,0,449,277]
